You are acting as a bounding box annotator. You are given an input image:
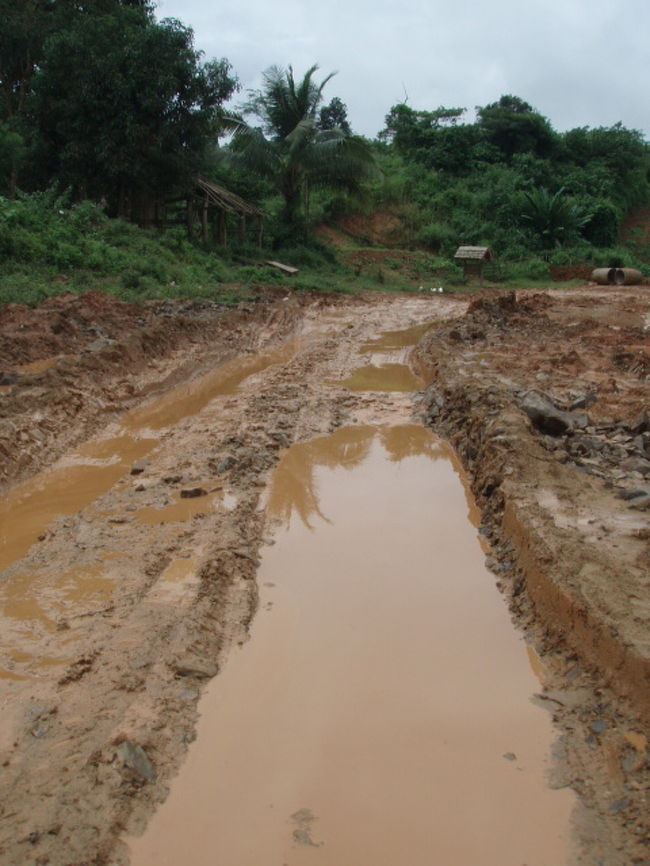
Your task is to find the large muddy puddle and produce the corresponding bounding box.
[129,424,575,866]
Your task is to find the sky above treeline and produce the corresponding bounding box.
[156,0,649,139]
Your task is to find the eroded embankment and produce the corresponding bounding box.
[414,290,650,859]
[0,291,323,490]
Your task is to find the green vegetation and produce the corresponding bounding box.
[0,1,647,307]
[371,98,649,270]
[227,65,376,231]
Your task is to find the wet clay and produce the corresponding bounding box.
[129,425,575,866]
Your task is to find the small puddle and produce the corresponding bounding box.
[337,362,423,391]
[359,321,434,352]
[146,557,200,606]
[0,437,158,573]
[121,342,296,433]
[335,322,433,392]
[129,425,575,866]
[133,490,220,525]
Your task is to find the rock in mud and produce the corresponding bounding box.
[519,390,588,436]
[217,455,237,474]
[173,657,218,679]
[130,460,149,475]
[115,741,157,783]
[180,487,207,498]
[629,412,650,435]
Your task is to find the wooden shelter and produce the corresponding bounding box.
[454,246,493,284]
[189,177,265,247]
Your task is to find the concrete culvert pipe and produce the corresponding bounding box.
[591,268,616,285]
[591,267,642,286]
[614,268,642,285]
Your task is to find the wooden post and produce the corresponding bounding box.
[202,194,209,242]
[217,209,227,246]
[257,216,264,248]
[239,215,246,244]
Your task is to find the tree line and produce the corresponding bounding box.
[1,0,648,262]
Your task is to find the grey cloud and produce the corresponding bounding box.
[157,0,649,137]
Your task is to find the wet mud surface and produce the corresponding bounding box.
[0,286,649,865]
[130,425,574,866]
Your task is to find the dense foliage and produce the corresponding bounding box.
[375,96,649,263]
[0,0,237,217]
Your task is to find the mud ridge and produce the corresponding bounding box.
[415,290,650,861]
[0,294,317,490]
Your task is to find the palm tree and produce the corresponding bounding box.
[520,186,592,250]
[227,65,376,228]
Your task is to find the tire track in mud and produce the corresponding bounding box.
[0,295,458,866]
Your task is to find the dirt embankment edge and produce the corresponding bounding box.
[0,295,310,492]
[413,310,650,729]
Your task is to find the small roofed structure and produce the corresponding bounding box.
[454,246,493,285]
[190,177,265,247]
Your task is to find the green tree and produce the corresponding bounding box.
[229,65,376,231]
[477,95,555,160]
[318,97,351,134]
[379,103,481,174]
[30,6,237,217]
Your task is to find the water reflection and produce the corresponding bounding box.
[267,426,447,529]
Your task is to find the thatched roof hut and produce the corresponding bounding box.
[190,177,265,246]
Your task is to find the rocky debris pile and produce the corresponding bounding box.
[518,391,650,502]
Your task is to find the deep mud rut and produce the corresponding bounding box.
[0,288,649,865]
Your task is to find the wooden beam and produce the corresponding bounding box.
[265,260,299,276]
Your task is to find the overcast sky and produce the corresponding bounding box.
[156,0,649,139]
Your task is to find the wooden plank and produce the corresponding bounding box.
[265,260,299,276]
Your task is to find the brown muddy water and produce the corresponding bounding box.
[129,424,575,866]
[335,322,433,392]
[0,342,297,679]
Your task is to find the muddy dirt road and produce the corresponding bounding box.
[0,288,649,865]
